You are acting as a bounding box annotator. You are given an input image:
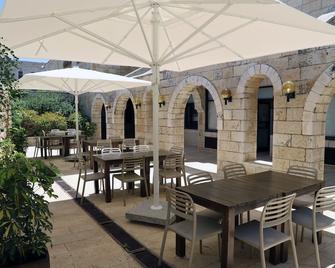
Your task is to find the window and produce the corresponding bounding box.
[205,91,217,131]
[184,95,198,129]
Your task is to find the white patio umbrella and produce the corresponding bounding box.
[3,0,335,210]
[19,67,151,153]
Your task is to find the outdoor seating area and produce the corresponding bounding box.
[3,1,335,268]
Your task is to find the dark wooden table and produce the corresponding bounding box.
[40,135,82,158]
[83,138,139,168]
[93,149,172,203]
[177,170,323,268]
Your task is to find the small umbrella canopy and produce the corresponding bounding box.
[3,0,335,209]
[19,67,151,154]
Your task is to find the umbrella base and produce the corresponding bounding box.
[125,199,174,226]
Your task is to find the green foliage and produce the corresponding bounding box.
[8,127,28,153]
[38,112,67,132]
[0,38,21,107]
[67,112,96,137]
[0,140,59,266]
[17,91,75,117]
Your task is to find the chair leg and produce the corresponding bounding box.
[289,222,299,268]
[313,229,321,268]
[101,179,105,194]
[75,177,81,199]
[247,211,251,222]
[239,213,243,225]
[217,234,221,257]
[260,250,266,268]
[81,181,86,205]
[189,240,196,268]
[199,240,203,254]
[122,182,127,206]
[144,179,149,199]
[158,227,168,267]
[295,224,299,245]
[112,176,114,199]
[301,226,304,242]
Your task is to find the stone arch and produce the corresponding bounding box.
[111,90,137,138]
[167,75,223,129]
[229,64,282,163]
[302,64,335,136]
[91,93,107,139]
[166,75,222,152]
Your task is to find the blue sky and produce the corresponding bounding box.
[0,0,4,12]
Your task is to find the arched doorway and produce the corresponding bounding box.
[124,99,135,138]
[101,104,107,139]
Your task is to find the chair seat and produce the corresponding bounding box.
[293,194,314,208]
[80,172,105,182]
[113,172,145,182]
[198,209,223,223]
[235,220,290,250]
[292,207,335,232]
[169,216,221,241]
[159,169,182,179]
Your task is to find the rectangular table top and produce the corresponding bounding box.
[93,149,172,162]
[178,170,323,214]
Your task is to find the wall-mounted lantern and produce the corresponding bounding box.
[159,95,166,107]
[282,81,296,102]
[105,103,112,110]
[135,98,142,109]
[221,89,232,105]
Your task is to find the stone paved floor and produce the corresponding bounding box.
[25,146,335,267]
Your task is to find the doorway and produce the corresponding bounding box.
[101,104,107,139]
[124,99,135,138]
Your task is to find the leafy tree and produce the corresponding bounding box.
[0,38,22,138]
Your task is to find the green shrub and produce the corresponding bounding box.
[8,127,28,153]
[0,140,58,266]
[67,112,96,137]
[38,112,67,132]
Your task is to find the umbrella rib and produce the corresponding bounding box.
[10,6,136,50]
[102,7,152,64]
[162,18,255,65]
[130,0,154,62]
[159,4,231,64]
[53,14,151,66]
[161,5,238,62]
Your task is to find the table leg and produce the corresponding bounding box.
[104,162,111,203]
[175,215,186,258]
[221,207,235,268]
[89,146,93,169]
[63,137,70,156]
[93,160,99,194]
[140,158,150,197]
[44,142,48,159]
[269,223,288,264]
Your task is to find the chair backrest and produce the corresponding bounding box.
[187,172,213,186]
[122,139,136,151]
[223,163,246,179]
[164,153,184,169]
[133,145,150,152]
[101,147,121,154]
[122,156,144,173]
[166,188,195,222]
[314,186,335,213]
[260,193,296,229]
[35,136,41,147]
[47,136,63,146]
[170,145,184,156]
[78,157,89,177]
[96,139,111,150]
[287,165,318,180]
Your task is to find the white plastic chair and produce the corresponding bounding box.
[133,144,150,152]
[187,172,223,254]
[158,188,222,268]
[122,138,136,152]
[235,193,298,268]
[292,186,335,268]
[223,163,250,223]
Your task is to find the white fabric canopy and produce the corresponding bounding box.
[4,0,335,210]
[19,67,151,94]
[19,67,151,154]
[1,0,335,71]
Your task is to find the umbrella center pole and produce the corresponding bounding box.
[150,2,163,211]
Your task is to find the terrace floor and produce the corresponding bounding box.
[25,146,335,268]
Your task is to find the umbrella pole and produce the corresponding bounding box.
[75,92,80,158]
[151,3,162,210]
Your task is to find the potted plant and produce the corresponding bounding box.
[0,140,59,267]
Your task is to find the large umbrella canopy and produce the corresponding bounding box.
[19,67,151,153]
[3,0,335,209]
